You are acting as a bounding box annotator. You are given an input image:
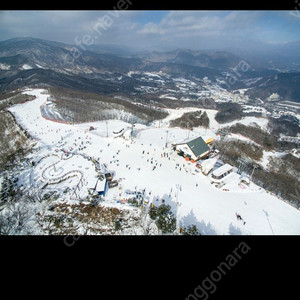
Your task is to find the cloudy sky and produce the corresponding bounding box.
[0,10,300,51]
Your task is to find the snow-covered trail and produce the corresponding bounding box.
[8,89,300,235]
[9,89,74,146]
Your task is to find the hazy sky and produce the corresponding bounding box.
[1,10,300,51]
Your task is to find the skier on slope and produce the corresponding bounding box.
[236,213,242,221]
[236,213,246,225]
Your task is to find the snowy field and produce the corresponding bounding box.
[8,88,300,235]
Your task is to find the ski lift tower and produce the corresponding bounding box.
[176,184,180,204]
[105,121,108,137]
[131,123,135,134]
[250,164,258,180]
[175,184,182,233]
[165,130,169,148]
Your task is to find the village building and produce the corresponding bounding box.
[267,92,281,102]
[172,136,211,161]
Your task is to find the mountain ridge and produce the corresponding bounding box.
[0,37,300,103]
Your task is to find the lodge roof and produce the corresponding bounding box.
[187,136,210,157]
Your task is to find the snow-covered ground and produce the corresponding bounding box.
[21,64,33,70]
[218,116,269,131]
[7,88,300,235]
[0,63,10,70]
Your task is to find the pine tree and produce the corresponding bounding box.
[149,204,158,220]
[149,203,176,234]
[181,224,201,235]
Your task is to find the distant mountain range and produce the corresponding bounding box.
[244,72,300,102]
[136,48,244,70]
[0,37,299,103]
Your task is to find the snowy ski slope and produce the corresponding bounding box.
[8,89,300,235]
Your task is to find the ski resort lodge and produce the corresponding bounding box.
[172,136,211,161]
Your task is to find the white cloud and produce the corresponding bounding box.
[137,22,165,35]
[132,11,272,50]
[138,11,262,39]
[0,10,299,52]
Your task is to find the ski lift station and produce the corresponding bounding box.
[88,176,109,197]
[210,163,234,183]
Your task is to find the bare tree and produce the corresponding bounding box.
[0,201,33,235]
[137,205,158,235]
[24,188,44,204]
